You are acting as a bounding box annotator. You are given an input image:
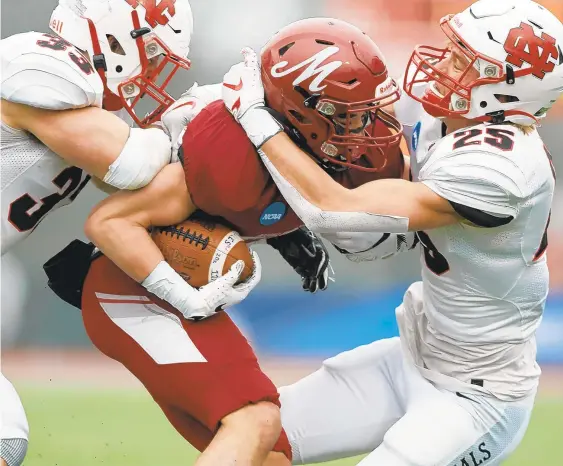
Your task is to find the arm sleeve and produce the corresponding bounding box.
[259,150,409,234]
[393,78,426,127]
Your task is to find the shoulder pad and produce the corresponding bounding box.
[427,125,526,185]
[419,127,529,218]
[183,102,267,212]
[1,32,103,110]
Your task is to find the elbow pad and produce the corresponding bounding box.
[258,150,409,234]
[103,128,172,190]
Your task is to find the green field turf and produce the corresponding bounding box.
[17,386,561,466]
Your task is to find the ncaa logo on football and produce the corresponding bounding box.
[411,121,422,152]
[260,202,287,226]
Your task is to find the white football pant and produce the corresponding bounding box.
[0,372,29,466]
[279,337,535,466]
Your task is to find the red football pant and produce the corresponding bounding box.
[81,255,291,458]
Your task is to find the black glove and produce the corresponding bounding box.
[267,227,330,293]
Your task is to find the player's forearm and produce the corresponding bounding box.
[258,134,409,233]
[261,133,342,206]
[84,191,204,313]
[38,109,130,179]
[85,218,164,282]
[85,164,194,281]
[4,101,173,189]
[3,101,130,179]
[84,216,217,321]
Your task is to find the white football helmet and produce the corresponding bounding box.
[404,0,563,125]
[50,0,193,127]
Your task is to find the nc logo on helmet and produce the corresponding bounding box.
[126,0,176,28]
[504,22,559,80]
[271,46,343,92]
[260,202,287,226]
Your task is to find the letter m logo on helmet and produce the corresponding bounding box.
[125,0,176,28]
[504,22,560,80]
[270,46,343,92]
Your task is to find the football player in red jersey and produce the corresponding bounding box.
[44,18,410,466]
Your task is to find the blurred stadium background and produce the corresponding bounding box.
[1,0,562,465]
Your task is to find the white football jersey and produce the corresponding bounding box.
[395,90,555,400]
[1,32,103,254]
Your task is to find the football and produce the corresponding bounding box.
[151,216,253,288]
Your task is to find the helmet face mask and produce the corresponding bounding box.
[261,17,403,173]
[404,0,563,126]
[405,17,509,121]
[50,0,193,127]
[316,96,403,172]
[115,29,191,126]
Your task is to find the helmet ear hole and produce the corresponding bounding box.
[106,35,126,56]
[289,110,311,124]
[494,94,520,103]
[278,42,295,56]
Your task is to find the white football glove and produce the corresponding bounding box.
[323,232,419,263]
[222,48,283,147]
[143,251,262,321]
[161,83,223,155]
[188,251,262,320]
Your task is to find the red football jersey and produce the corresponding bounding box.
[182,101,404,240]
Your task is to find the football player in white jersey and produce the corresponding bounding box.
[0,1,206,464]
[1,0,196,253]
[222,0,561,464]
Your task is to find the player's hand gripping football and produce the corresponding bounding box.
[186,251,262,320]
[267,227,331,293]
[222,48,283,147]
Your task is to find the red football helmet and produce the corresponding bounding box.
[261,18,402,172]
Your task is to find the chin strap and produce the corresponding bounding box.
[85,16,124,111]
[130,10,149,72]
[485,110,506,125]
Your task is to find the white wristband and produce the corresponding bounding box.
[103,128,172,190]
[240,107,283,148]
[141,261,208,318]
